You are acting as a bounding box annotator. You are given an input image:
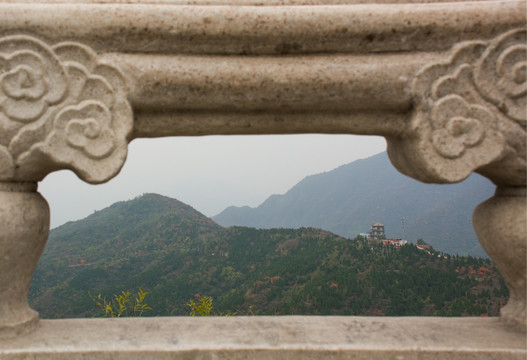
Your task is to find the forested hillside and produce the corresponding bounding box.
[29,194,507,319]
[213,152,495,257]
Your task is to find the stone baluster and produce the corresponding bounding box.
[474,187,526,330]
[0,182,48,337]
[0,35,133,337]
[388,28,526,330]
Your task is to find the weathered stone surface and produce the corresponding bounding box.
[0,1,524,55]
[0,0,525,353]
[0,35,133,184]
[0,183,49,338]
[474,187,527,331]
[0,317,525,359]
[388,28,526,186]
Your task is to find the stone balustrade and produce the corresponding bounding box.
[0,0,525,358]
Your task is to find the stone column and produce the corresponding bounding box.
[474,187,526,330]
[0,35,133,337]
[388,28,526,330]
[0,182,48,337]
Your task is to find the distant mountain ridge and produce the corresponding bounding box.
[213,152,495,257]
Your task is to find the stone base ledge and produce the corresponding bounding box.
[0,317,525,359]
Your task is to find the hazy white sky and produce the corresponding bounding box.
[40,134,386,229]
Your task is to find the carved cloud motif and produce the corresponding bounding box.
[431,95,488,159]
[0,37,67,124]
[408,28,526,183]
[474,29,526,124]
[0,35,132,183]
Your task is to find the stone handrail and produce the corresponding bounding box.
[0,0,525,357]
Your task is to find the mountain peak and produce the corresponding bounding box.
[50,192,223,241]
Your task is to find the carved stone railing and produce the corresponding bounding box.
[0,0,525,357]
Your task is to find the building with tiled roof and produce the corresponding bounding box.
[370,222,385,239]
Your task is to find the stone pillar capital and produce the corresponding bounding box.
[0,35,133,184]
[388,28,526,187]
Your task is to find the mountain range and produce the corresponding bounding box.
[29,193,506,319]
[213,152,495,257]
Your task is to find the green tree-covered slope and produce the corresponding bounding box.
[29,194,506,319]
[213,152,495,257]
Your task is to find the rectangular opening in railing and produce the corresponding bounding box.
[30,135,504,319]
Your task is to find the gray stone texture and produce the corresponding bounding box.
[0,317,525,359]
[0,0,525,357]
